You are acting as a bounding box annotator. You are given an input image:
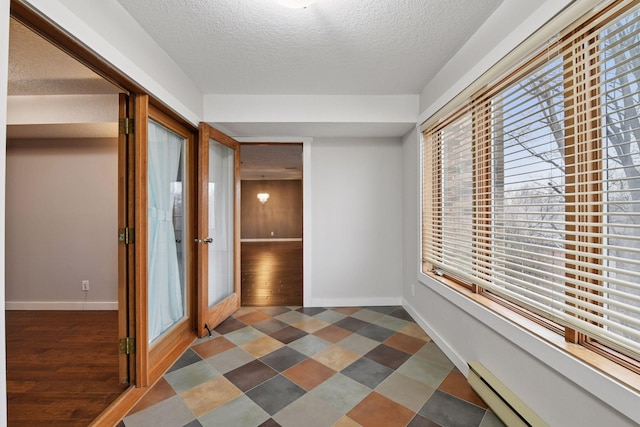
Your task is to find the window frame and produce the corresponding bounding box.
[421,0,640,380]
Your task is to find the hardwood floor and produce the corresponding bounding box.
[241,240,303,306]
[6,310,127,426]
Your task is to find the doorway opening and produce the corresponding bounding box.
[5,17,128,425]
[240,143,303,306]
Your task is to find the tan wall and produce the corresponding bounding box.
[241,180,302,239]
[5,138,118,308]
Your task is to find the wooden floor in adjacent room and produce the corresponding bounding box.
[241,240,303,306]
[6,310,127,426]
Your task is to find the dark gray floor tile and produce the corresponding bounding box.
[246,375,307,415]
[367,306,398,314]
[356,324,396,342]
[407,414,442,427]
[270,326,308,344]
[419,390,486,427]
[215,317,247,334]
[334,316,370,332]
[296,307,327,316]
[224,359,277,392]
[182,420,203,427]
[166,349,203,374]
[365,344,411,369]
[389,307,414,322]
[258,418,282,427]
[260,346,307,372]
[341,357,393,389]
[253,318,290,335]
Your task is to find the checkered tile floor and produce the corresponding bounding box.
[120,306,504,427]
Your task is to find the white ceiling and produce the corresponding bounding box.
[8,0,505,144]
[115,0,503,96]
[7,0,504,178]
[7,19,304,179]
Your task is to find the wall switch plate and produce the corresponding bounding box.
[82,280,90,291]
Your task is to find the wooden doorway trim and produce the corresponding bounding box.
[235,137,312,307]
[118,93,135,386]
[8,1,198,424]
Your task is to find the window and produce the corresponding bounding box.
[423,107,474,286]
[422,0,640,367]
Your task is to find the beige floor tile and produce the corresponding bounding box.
[179,376,242,417]
[312,345,361,371]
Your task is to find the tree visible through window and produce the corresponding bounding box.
[422,0,640,366]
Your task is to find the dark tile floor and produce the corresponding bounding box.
[121,306,505,427]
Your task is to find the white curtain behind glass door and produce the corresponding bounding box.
[148,120,186,343]
[208,140,234,307]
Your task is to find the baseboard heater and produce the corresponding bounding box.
[468,362,549,427]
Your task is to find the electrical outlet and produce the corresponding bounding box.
[82,280,90,291]
[411,284,415,296]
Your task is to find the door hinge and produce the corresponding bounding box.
[119,227,135,244]
[119,337,136,355]
[119,117,134,135]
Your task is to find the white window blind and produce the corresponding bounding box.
[422,0,640,360]
[422,107,474,281]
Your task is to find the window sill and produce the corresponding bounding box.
[422,271,640,395]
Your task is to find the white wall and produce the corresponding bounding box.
[310,137,403,307]
[204,94,418,138]
[406,0,640,424]
[6,138,118,309]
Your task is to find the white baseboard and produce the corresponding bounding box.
[5,301,118,310]
[402,298,468,374]
[309,297,403,307]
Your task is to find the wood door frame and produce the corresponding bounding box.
[9,2,200,424]
[118,93,135,385]
[196,123,242,337]
[137,103,199,386]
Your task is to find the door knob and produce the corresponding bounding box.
[194,238,202,243]
[203,237,213,244]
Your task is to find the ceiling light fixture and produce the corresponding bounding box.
[257,193,270,204]
[274,0,318,9]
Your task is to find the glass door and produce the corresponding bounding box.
[147,118,188,343]
[197,124,240,335]
[140,104,197,386]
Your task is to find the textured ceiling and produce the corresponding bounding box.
[8,19,121,96]
[116,0,503,95]
[8,0,504,175]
